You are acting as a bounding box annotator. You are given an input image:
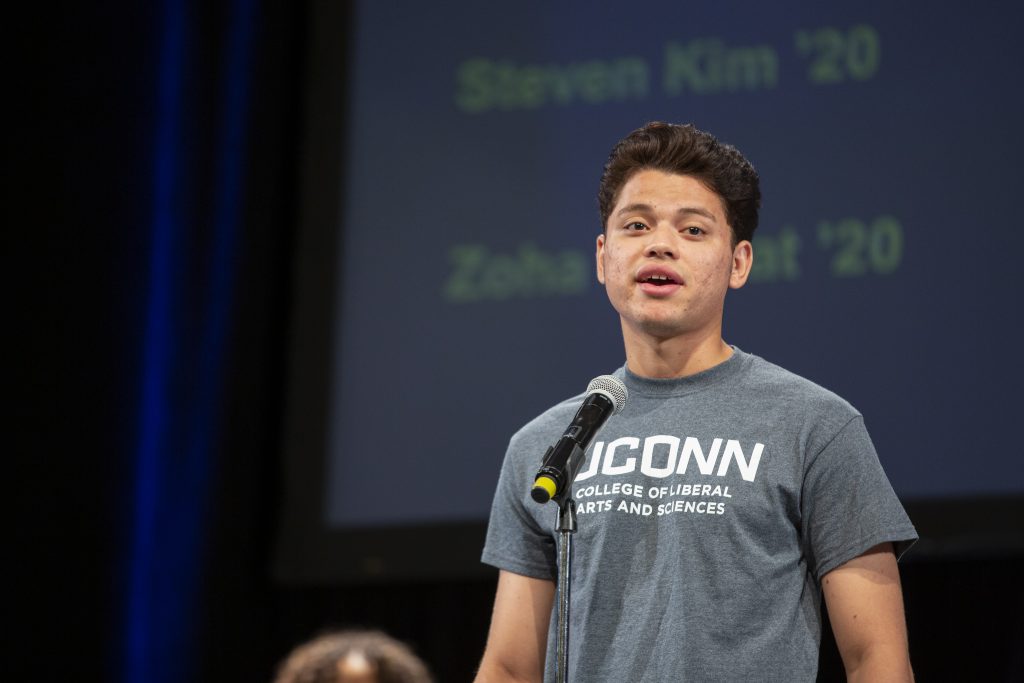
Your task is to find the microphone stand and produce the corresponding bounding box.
[539,439,585,683]
[554,494,577,683]
[531,378,626,683]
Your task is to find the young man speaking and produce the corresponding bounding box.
[475,122,917,682]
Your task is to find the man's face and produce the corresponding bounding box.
[596,169,751,342]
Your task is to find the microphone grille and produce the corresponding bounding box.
[586,375,628,414]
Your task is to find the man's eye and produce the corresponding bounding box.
[686,226,705,236]
[625,221,647,231]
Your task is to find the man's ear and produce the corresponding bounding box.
[596,233,606,285]
[729,240,753,289]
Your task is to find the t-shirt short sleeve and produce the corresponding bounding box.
[801,415,918,579]
[481,434,558,581]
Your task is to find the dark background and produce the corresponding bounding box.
[278,0,1024,587]
[310,0,1024,539]
[11,2,1022,682]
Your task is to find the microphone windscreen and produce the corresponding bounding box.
[585,375,628,415]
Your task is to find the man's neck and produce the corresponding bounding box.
[621,324,733,379]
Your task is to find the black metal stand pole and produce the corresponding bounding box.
[555,497,577,683]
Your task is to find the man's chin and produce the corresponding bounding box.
[625,316,694,341]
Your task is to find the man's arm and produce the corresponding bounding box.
[474,569,555,683]
[822,542,914,682]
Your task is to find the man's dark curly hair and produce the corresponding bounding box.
[597,122,761,245]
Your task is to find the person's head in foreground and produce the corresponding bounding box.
[273,629,433,683]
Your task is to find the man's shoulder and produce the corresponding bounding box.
[502,370,627,466]
[739,350,860,418]
[510,391,587,446]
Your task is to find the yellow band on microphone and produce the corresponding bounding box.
[532,475,558,502]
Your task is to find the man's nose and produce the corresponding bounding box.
[644,232,677,259]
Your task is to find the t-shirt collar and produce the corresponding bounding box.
[615,346,749,398]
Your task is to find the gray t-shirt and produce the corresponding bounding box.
[482,348,917,682]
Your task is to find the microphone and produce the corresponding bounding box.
[531,375,628,504]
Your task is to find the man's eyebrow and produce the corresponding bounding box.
[677,206,718,222]
[616,203,718,222]
[616,203,654,217]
